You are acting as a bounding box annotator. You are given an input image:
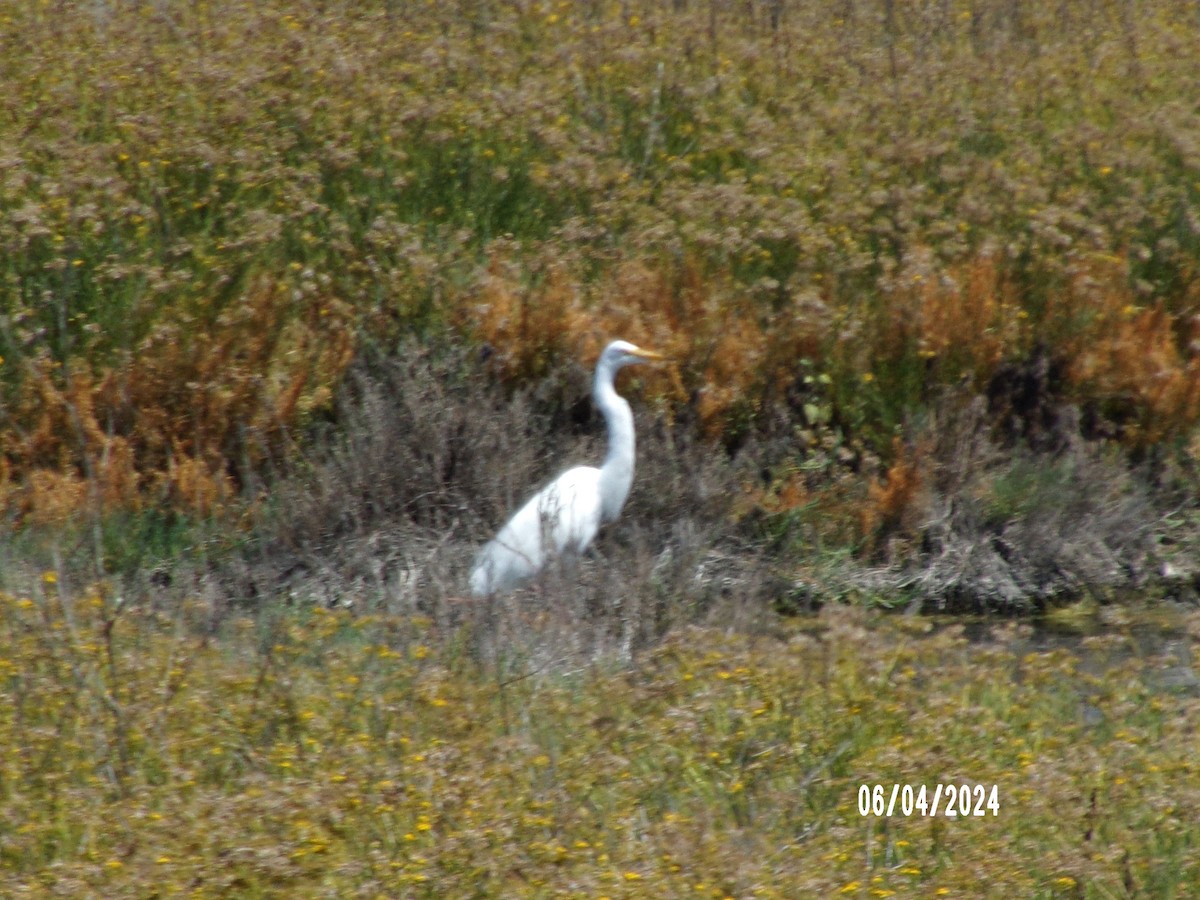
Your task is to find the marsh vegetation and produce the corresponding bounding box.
[2,0,1200,894]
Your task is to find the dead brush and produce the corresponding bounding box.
[1,278,354,526]
[1070,303,1200,448]
[861,437,929,558]
[910,249,1025,381]
[1049,252,1200,447]
[464,254,830,442]
[879,388,1159,612]
[215,338,773,668]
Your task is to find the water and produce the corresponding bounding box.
[958,601,1200,697]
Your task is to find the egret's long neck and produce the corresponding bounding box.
[594,362,636,523]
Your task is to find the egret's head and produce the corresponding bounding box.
[602,340,665,370]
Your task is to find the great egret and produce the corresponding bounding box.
[469,340,663,597]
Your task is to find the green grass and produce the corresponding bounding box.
[3,589,1196,896]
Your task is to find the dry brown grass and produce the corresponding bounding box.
[2,279,353,524]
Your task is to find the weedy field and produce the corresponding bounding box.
[3,0,1199,554]
[2,586,1199,897]
[2,0,1200,895]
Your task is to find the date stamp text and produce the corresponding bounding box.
[857,783,1000,817]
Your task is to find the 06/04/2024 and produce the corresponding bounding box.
[858,783,1000,818]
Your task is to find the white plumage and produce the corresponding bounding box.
[469,340,662,597]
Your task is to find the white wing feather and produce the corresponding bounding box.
[469,466,602,597]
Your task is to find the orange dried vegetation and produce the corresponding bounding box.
[1062,254,1200,446]
[468,257,597,380]
[1071,303,1200,446]
[861,438,928,546]
[888,249,1024,382]
[467,255,828,436]
[750,467,810,516]
[2,279,354,523]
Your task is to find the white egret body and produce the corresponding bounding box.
[469,340,662,597]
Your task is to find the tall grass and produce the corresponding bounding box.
[1,0,1197,530]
